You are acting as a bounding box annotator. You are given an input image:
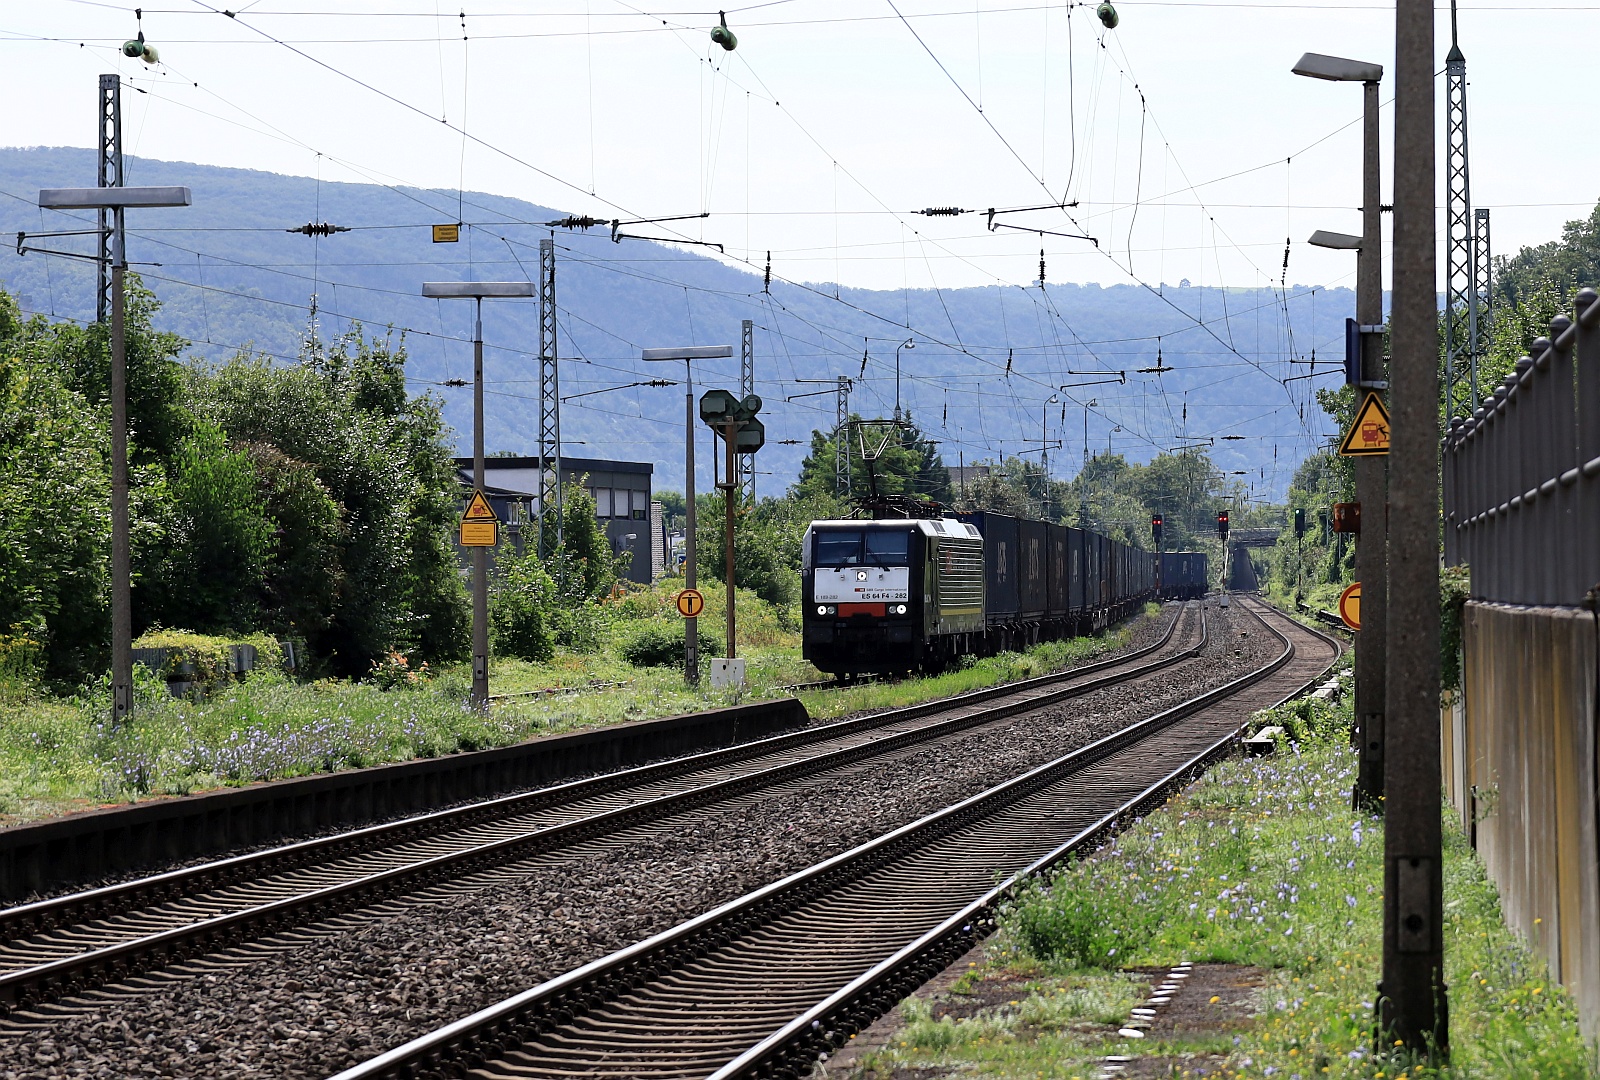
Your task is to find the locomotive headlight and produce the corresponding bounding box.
[893,603,908,614]
[816,605,827,616]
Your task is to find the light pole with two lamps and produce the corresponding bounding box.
[1294,50,1389,813]
[36,183,192,725]
[422,281,536,710]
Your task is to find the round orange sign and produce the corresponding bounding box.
[1338,581,1361,631]
[676,588,705,618]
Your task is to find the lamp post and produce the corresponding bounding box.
[1295,50,1389,812]
[422,281,535,710]
[642,344,734,685]
[37,184,192,726]
[894,338,915,421]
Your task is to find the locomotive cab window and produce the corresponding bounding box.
[812,529,911,567]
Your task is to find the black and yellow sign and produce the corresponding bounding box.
[676,588,705,618]
[463,489,497,522]
[1338,391,1391,457]
[460,521,498,547]
[432,223,461,243]
[459,489,498,546]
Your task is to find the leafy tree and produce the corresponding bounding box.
[792,413,949,505]
[489,547,556,663]
[0,305,111,682]
[246,443,344,642]
[188,328,468,674]
[143,421,274,633]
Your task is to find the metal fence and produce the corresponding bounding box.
[1442,286,1600,605]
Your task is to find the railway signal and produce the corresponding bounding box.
[1150,513,1163,549]
[1294,507,1307,538]
[1216,510,1230,540]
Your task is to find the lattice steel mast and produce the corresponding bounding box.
[1443,0,1475,417]
[537,238,563,554]
[739,319,755,502]
[96,74,122,324]
[835,376,852,499]
[1470,207,1493,398]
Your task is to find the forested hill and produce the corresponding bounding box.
[0,146,1353,497]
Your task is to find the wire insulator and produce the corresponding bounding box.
[286,222,350,237]
[918,207,965,217]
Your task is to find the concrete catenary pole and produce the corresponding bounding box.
[1353,76,1389,809]
[1382,0,1449,1055]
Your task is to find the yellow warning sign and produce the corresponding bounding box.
[676,589,705,618]
[463,490,498,522]
[432,223,461,243]
[1338,391,1391,457]
[460,521,498,547]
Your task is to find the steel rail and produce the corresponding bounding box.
[0,604,1187,945]
[328,599,1336,1080]
[0,604,1202,1013]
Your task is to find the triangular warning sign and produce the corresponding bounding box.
[1338,391,1391,457]
[463,489,498,521]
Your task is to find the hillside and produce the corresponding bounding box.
[0,147,1353,496]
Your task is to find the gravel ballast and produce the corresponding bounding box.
[0,602,1282,1080]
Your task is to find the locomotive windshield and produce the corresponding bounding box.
[812,528,911,567]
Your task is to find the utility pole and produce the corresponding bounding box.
[836,376,851,498]
[537,238,563,556]
[739,319,755,503]
[1384,0,1448,1056]
[96,74,120,326]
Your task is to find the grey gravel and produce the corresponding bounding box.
[0,602,1278,1079]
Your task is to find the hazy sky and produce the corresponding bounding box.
[4,0,1595,299]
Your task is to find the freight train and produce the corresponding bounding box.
[801,510,1208,676]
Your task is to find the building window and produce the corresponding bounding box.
[594,488,612,517]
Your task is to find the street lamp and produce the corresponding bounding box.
[894,338,915,421]
[37,183,192,726]
[642,344,734,685]
[422,280,535,710]
[1294,48,1388,813]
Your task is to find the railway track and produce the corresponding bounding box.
[0,602,1205,1017]
[330,595,1337,1080]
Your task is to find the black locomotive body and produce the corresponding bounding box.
[802,511,1177,677]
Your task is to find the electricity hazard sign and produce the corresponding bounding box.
[463,490,497,522]
[1338,581,1361,631]
[433,223,461,243]
[1338,392,1391,457]
[460,489,499,546]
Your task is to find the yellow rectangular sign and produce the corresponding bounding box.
[433,223,461,243]
[459,521,497,547]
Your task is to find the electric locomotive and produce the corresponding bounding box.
[801,517,984,675]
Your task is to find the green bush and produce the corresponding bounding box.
[619,622,721,668]
[1002,870,1157,970]
[489,552,556,663]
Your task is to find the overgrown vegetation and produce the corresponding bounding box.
[859,668,1597,1080]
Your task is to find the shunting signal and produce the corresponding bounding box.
[1217,510,1230,540]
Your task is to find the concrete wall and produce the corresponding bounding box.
[1449,601,1600,1038]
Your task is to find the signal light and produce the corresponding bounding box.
[1294,507,1307,538]
[1151,513,1163,546]
[1217,510,1230,540]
